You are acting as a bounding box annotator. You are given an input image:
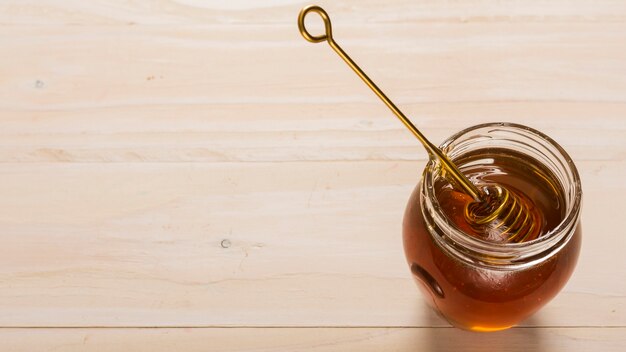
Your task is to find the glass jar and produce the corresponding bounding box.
[403,123,582,331]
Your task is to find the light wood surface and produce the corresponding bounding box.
[3,328,626,351]
[0,0,625,350]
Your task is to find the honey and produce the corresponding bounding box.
[403,126,582,331]
[437,148,561,244]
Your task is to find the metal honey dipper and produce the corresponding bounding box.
[298,5,541,243]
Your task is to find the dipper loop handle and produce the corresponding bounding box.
[297,5,481,200]
[298,5,333,43]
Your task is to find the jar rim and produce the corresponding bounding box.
[422,122,582,268]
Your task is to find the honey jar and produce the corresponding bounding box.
[403,123,582,331]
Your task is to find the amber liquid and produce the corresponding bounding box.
[403,149,581,331]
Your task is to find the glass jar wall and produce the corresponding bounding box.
[403,123,582,331]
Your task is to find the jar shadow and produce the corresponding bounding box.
[418,314,545,352]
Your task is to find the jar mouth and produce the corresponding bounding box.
[421,122,582,268]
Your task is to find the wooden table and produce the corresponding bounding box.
[1,1,625,350]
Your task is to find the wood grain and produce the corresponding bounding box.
[0,0,624,349]
[1,0,626,25]
[2,17,626,163]
[2,328,626,352]
[0,161,623,327]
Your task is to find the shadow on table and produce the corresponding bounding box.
[416,312,546,352]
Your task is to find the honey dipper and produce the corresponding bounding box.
[297,5,541,243]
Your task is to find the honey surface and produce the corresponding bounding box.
[436,148,564,243]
